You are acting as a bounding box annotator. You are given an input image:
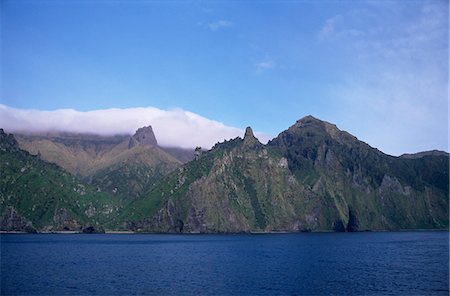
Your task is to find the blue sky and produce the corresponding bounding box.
[1,0,448,155]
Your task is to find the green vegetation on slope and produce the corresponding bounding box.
[0,130,122,231]
[2,115,448,233]
[122,118,448,233]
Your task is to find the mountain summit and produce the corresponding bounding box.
[128,125,158,148]
[243,126,261,147]
[244,126,255,139]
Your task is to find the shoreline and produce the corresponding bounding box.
[1,229,448,235]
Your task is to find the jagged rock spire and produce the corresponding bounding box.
[128,125,158,148]
[243,126,261,147]
[244,127,255,139]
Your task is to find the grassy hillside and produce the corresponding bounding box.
[0,130,122,231]
[15,130,187,200]
[88,145,182,199]
[16,133,128,176]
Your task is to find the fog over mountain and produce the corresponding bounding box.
[0,104,272,149]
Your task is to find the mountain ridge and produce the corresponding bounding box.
[1,115,448,233]
[121,116,448,232]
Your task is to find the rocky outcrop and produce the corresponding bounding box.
[128,125,157,148]
[346,208,360,232]
[81,224,105,234]
[0,207,36,233]
[333,219,346,232]
[53,208,80,230]
[243,126,261,149]
[194,147,202,160]
[0,129,19,152]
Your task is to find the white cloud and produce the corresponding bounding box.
[207,20,233,31]
[318,14,367,42]
[254,60,276,73]
[322,1,448,156]
[318,15,341,40]
[0,104,272,149]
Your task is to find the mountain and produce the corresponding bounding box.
[85,126,182,198]
[0,129,122,232]
[15,126,193,199]
[267,116,448,230]
[121,116,449,233]
[2,116,448,233]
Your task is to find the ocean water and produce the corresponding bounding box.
[1,231,448,295]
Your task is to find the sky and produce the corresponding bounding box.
[0,0,448,155]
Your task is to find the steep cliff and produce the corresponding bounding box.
[122,117,448,232]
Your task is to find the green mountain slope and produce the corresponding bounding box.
[268,116,448,230]
[121,117,449,233]
[2,116,448,233]
[89,145,182,199]
[16,132,129,176]
[15,126,185,199]
[0,129,122,231]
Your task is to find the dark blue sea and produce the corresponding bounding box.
[1,231,448,295]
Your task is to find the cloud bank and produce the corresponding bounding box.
[0,104,272,149]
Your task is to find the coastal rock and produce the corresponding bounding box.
[54,208,80,230]
[346,208,360,232]
[333,219,346,232]
[0,206,36,233]
[81,224,105,234]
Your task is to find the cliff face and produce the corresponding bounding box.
[268,116,449,230]
[124,134,315,232]
[123,117,449,233]
[0,206,36,233]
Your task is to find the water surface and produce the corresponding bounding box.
[1,231,448,295]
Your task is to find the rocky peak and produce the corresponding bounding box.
[129,125,158,148]
[295,115,324,127]
[292,115,353,144]
[244,127,255,139]
[243,126,261,147]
